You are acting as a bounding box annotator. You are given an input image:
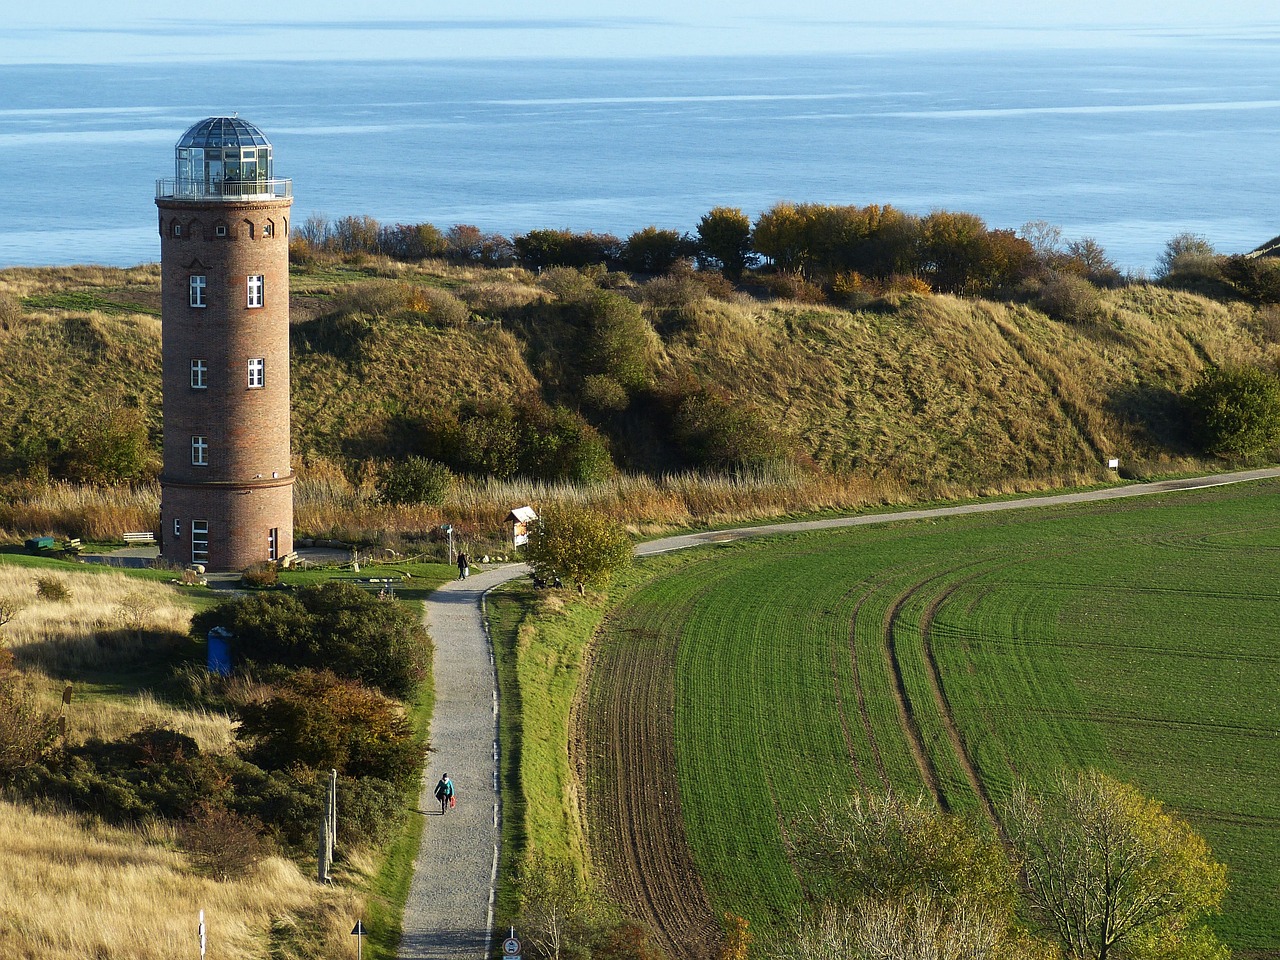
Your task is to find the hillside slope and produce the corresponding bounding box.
[2,259,1276,496]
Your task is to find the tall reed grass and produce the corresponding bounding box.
[2,461,1119,554]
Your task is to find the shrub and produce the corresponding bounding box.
[515,229,622,270]
[378,456,455,505]
[240,562,279,589]
[444,224,514,265]
[574,290,657,390]
[761,271,826,304]
[671,387,799,472]
[525,505,632,595]
[1221,254,1280,303]
[35,575,70,602]
[377,222,447,260]
[1157,233,1221,285]
[178,802,271,881]
[193,582,430,699]
[235,669,423,786]
[59,402,157,485]
[696,207,754,279]
[1185,364,1280,458]
[412,286,470,326]
[0,647,58,780]
[1035,271,1103,324]
[623,226,690,274]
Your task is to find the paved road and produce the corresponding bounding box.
[397,466,1280,958]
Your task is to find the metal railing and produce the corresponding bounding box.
[156,178,292,200]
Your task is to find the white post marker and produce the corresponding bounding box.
[198,909,206,959]
[351,920,366,960]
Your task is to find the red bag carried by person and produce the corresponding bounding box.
[449,795,457,809]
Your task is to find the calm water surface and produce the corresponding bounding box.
[1,45,1278,270]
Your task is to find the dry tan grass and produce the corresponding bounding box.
[0,564,190,676]
[0,564,234,750]
[0,799,364,960]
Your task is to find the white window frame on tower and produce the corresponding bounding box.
[174,518,181,539]
[190,358,207,389]
[190,275,207,308]
[191,520,209,565]
[247,357,265,389]
[268,527,278,561]
[191,435,208,466]
[247,274,264,308]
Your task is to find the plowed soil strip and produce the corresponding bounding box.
[576,622,721,960]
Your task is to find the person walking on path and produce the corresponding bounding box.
[433,774,454,814]
[457,551,469,580]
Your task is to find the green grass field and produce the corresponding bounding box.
[594,480,1280,952]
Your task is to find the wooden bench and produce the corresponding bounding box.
[123,532,156,545]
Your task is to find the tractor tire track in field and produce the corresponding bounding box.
[574,611,722,960]
[882,581,946,807]
[918,570,1004,829]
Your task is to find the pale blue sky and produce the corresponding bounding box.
[5,1,1279,62]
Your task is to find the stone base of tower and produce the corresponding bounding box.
[160,477,294,572]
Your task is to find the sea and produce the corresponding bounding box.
[3,33,1280,272]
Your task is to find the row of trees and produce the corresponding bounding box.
[291,206,1130,298]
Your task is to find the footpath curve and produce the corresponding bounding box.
[397,466,1280,958]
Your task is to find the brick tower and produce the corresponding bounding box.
[156,117,293,571]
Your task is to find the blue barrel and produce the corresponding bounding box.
[207,627,232,676]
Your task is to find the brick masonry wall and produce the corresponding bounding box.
[157,196,294,571]
[160,480,294,571]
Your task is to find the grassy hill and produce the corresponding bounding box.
[2,256,1278,540]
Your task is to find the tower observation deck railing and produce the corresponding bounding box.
[156,178,292,201]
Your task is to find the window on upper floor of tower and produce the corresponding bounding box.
[191,436,208,466]
[247,274,264,308]
[191,359,207,389]
[190,275,207,308]
[248,357,264,389]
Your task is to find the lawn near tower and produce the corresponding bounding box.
[581,479,1280,953]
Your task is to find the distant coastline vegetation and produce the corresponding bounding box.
[2,201,1280,550]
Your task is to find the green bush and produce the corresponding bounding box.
[193,582,430,699]
[1185,364,1280,458]
[235,669,423,786]
[378,456,455,505]
[623,226,690,274]
[525,506,632,595]
[671,387,798,472]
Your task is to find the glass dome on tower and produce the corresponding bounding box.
[158,116,290,200]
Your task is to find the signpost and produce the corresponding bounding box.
[198,909,206,959]
[351,920,366,960]
[440,524,454,564]
[502,926,522,959]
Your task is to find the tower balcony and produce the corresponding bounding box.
[156,178,292,201]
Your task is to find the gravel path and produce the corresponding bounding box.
[399,564,527,960]
[397,466,1280,957]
